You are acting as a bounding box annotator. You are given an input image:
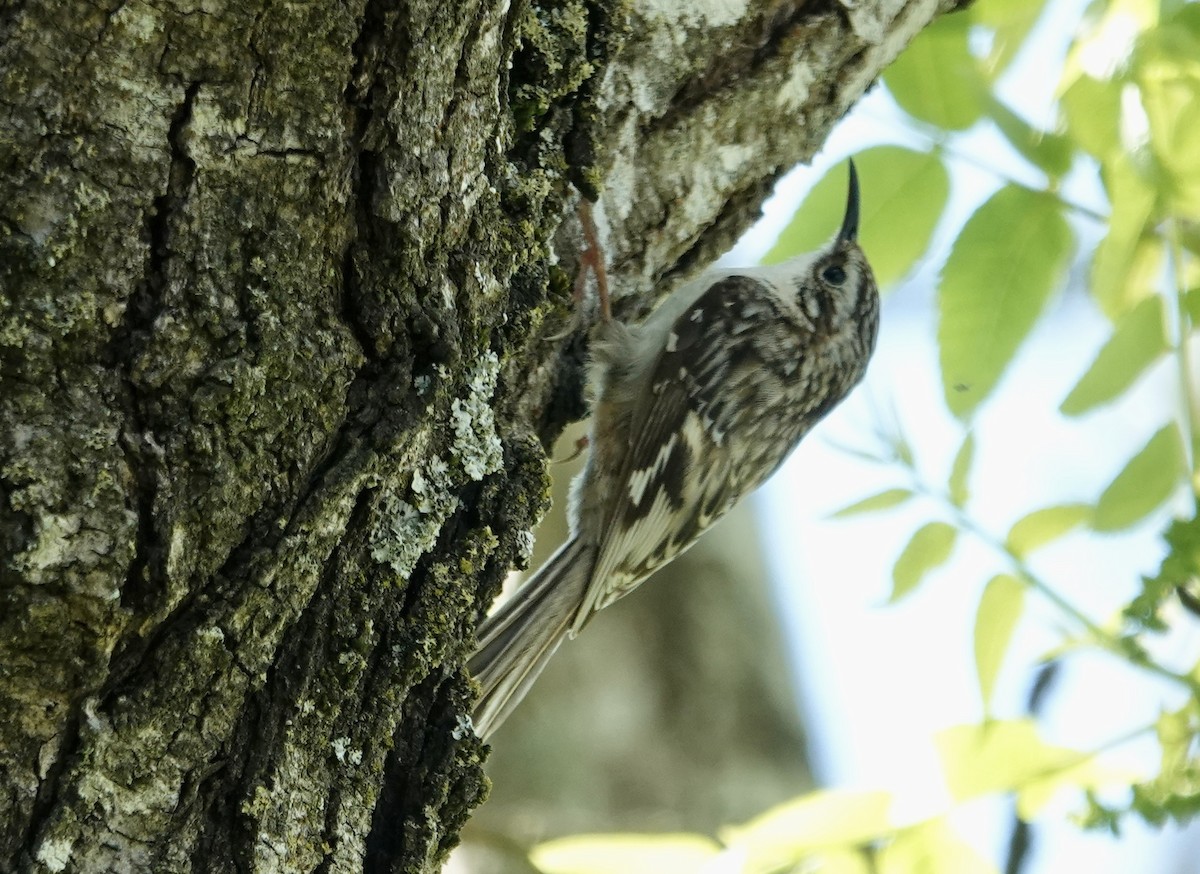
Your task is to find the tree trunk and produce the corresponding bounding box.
[0,1,952,871]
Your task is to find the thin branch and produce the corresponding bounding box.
[1168,218,1200,507]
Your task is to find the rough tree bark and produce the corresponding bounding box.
[0,0,954,871]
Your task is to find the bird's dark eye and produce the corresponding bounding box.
[822,264,847,285]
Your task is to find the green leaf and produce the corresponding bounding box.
[938,185,1073,419]
[809,850,874,874]
[894,432,916,469]
[1156,699,1200,776]
[1061,295,1169,415]
[1184,286,1200,324]
[937,720,1079,801]
[1061,74,1122,160]
[948,432,975,508]
[1061,0,1157,94]
[1124,696,1200,827]
[1091,155,1160,319]
[969,0,1047,80]
[764,167,845,264]
[1093,424,1185,532]
[1182,220,1200,257]
[832,488,914,518]
[1126,513,1200,630]
[532,834,720,874]
[985,95,1074,177]
[766,147,949,290]
[883,15,986,130]
[891,522,958,602]
[1135,9,1200,215]
[722,790,893,869]
[974,575,1026,713]
[937,720,1132,819]
[1006,504,1092,557]
[878,818,1000,874]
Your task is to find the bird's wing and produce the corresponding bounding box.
[577,275,794,623]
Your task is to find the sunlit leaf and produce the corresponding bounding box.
[884,15,985,130]
[764,166,845,264]
[986,95,1074,177]
[765,148,949,290]
[974,575,1026,713]
[1018,760,1137,820]
[969,0,1047,80]
[722,790,893,871]
[948,432,975,508]
[1126,513,1200,631]
[937,721,1132,818]
[1093,423,1185,531]
[938,720,1078,800]
[832,488,914,519]
[1061,294,1169,415]
[938,185,1073,419]
[894,431,917,469]
[1060,0,1158,91]
[891,522,958,602]
[531,833,720,874]
[1091,155,1160,318]
[1126,695,1200,825]
[1134,8,1200,214]
[1182,221,1200,257]
[878,818,1000,874]
[1156,699,1200,776]
[1184,287,1200,324]
[1006,504,1092,557]
[808,850,874,874]
[1061,74,1122,159]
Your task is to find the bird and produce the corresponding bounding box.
[470,161,880,739]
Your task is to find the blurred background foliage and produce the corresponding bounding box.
[455,0,1200,871]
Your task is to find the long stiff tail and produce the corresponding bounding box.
[469,538,591,739]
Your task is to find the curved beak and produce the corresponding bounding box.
[837,159,860,244]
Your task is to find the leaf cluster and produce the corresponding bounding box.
[817,0,1200,849]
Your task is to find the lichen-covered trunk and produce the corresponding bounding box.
[0,0,948,871]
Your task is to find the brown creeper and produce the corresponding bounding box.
[471,162,879,738]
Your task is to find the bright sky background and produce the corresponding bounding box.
[737,1,1200,870]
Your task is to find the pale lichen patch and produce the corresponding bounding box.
[775,61,816,110]
[679,134,759,228]
[20,512,82,572]
[35,837,74,873]
[842,0,914,44]
[640,0,749,28]
[369,455,462,579]
[449,351,503,481]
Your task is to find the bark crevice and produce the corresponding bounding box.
[115,79,201,616]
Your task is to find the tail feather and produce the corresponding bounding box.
[470,538,590,739]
